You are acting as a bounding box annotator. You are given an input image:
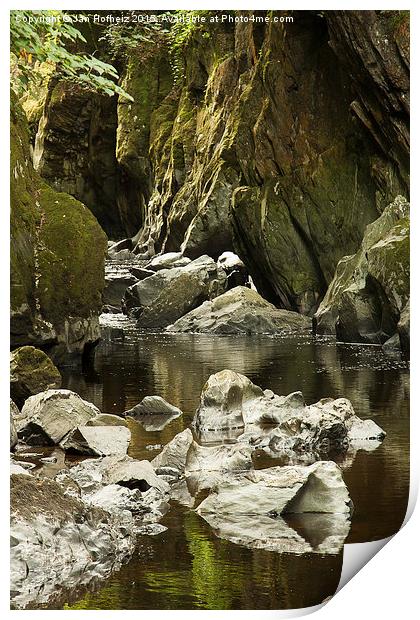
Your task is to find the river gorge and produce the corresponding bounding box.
[10,9,409,611]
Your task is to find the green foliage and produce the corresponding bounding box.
[99,13,168,61]
[168,11,211,83]
[10,10,133,100]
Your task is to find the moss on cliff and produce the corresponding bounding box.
[314,196,409,343]
[10,91,107,358]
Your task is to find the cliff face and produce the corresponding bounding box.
[11,93,107,362]
[136,11,408,313]
[30,10,409,322]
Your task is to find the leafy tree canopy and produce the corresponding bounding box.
[10,10,133,100]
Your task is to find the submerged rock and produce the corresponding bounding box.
[16,389,100,445]
[193,370,385,462]
[314,196,409,344]
[60,425,131,456]
[124,255,227,328]
[168,286,311,334]
[10,346,62,407]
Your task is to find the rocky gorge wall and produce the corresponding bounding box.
[11,92,107,362]
[28,10,409,339]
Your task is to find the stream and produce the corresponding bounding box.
[32,319,409,610]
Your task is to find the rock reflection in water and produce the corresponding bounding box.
[59,332,409,609]
[198,513,350,555]
[63,505,343,610]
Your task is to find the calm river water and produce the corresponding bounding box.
[55,323,409,610]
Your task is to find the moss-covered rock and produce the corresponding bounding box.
[10,346,62,407]
[11,92,107,362]
[314,196,409,344]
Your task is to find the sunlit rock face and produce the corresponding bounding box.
[10,450,171,609]
[193,369,263,432]
[197,461,351,516]
[152,428,193,472]
[185,442,253,474]
[192,370,385,462]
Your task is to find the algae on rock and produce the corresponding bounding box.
[11,92,107,362]
[314,196,409,345]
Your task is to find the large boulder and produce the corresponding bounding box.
[123,255,227,327]
[60,425,131,456]
[10,472,136,610]
[314,196,409,344]
[10,346,61,407]
[193,370,385,462]
[167,286,311,334]
[193,369,263,432]
[196,461,351,517]
[11,93,107,363]
[16,389,100,445]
